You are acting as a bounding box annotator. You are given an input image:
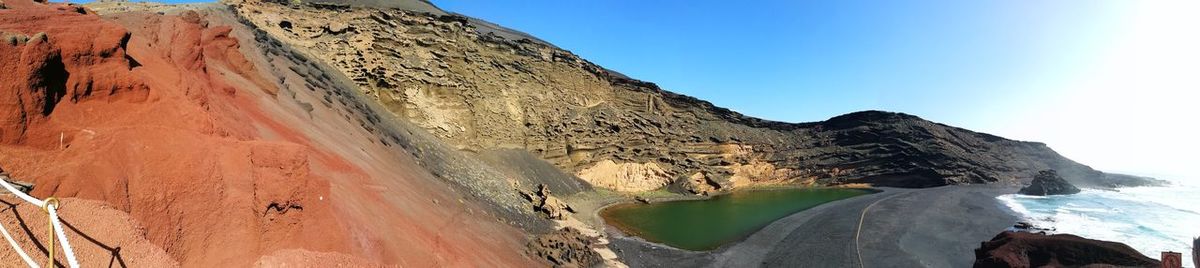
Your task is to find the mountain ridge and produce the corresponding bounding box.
[226,0,1160,194]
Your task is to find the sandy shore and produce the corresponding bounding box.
[607,184,1019,267]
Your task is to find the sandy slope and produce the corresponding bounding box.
[0,197,178,267]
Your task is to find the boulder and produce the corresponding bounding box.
[634,196,650,204]
[519,184,575,220]
[1013,222,1033,229]
[1019,170,1081,196]
[974,231,1159,268]
[539,194,573,220]
[683,172,721,195]
[526,227,601,267]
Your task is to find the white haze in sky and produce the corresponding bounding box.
[986,1,1199,181]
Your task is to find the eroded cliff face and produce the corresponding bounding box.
[228,0,1156,194]
[227,1,848,195]
[1,1,537,266]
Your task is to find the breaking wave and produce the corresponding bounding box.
[997,180,1200,267]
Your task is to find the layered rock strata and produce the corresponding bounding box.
[227,0,1160,195]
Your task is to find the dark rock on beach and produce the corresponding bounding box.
[1019,170,1081,196]
[974,231,1160,268]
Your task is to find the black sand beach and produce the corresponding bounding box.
[608,185,1018,267]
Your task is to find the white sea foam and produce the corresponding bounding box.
[998,182,1200,268]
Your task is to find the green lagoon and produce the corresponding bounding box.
[601,188,874,251]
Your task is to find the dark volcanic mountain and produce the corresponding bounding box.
[801,111,1160,188]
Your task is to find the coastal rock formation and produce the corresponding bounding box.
[526,227,602,267]
[228,0,1161,195]
[973,231,1159,268]
[683,171,722,195]
[0,0,1172,266]
[1019,170,1082,195]
[576,160,670,192]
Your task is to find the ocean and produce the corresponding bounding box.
[998,180,1200,267]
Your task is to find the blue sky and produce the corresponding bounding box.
[433,1,1118,123]
[433,0,1200,180]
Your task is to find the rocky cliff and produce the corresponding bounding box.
[1019,170,1082,195]
[226,0,1159,196]
[1,1,537,266]
[974,231,1160,268]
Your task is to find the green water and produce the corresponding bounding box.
[601,188,874,251]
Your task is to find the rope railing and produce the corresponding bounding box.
[0,172,79,268]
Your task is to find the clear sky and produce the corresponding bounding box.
[432,0,1200,180]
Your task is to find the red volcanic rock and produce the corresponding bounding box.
[974,231,1160,268]
[0,1,535,267]
[0,2,147,146]
[1,2,336,266]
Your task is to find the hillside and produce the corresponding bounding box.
[1,1,535,266]
[0,0,1161,266]
[227,0,1158,195]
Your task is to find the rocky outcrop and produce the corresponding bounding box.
[526,227,602,268]
[974,231,1159,268]
[0,0,1172,266]
[1,3,334,266]
[2,1,538,266]
[1019,170,1082,196]
[576,160,670,192]
[228,0,1161,194]
[682,171,721,195]
[0,13,148,146]
[520,184,575,220]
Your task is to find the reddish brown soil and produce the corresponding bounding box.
[255,249,393,267]
[0,1,535,267]
[0,197,178,267]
